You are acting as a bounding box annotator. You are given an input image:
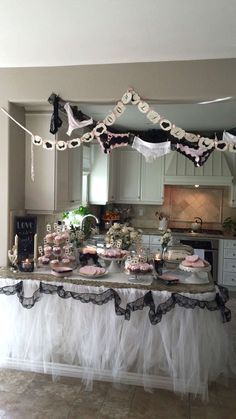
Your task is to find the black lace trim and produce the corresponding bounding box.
[0,282,231,325]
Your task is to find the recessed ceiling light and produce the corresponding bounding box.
[198,97,232,105]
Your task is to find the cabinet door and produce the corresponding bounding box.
[89,143,117,205]
[141,156,164,204]
[115,149,141,203]
[25,113,56,212]
[25,112,83,213]
[54,118,83,211]
[55,146,83,211]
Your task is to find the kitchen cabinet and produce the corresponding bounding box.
[114,148,164,204]
[218,239,236,288]
[224,152,236,207]
[25,113,83,213]
[88,143,116,205]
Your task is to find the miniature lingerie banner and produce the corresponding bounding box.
[132,136,171,162]
[0,281,231,325]
[174,142,215,167]
[64,102,93,136]
[48,93,93,135]
[96,131,131,154]
[49,94,62,135]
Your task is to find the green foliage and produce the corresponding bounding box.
[222,217,236,232]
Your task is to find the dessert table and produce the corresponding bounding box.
[0,267,235,400]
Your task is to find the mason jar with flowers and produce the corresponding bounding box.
[160,229,172,260]
[105,223,142,250]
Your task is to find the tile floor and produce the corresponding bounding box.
[0,293,235,419]
[0,370,235,419]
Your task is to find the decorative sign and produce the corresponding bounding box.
[14,216,37,259]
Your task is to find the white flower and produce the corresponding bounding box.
[113,223,121,230]
[121,226,129,234]
[130,231,138,240]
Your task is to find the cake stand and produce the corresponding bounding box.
[179,263,211,284]
[126,270,153,283]
[99,255,127,273]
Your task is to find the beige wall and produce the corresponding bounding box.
[1,59,236,264]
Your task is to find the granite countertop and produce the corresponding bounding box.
[99,228,236,240]
[0,267,215,294]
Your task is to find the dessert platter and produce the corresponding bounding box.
[99,248,129,273]
[78,265,108,278]
[179,255,211,284]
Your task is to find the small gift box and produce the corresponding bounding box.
[18,258,34,272]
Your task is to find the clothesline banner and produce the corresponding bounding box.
[1,88,236,181]
[1,88,236,153]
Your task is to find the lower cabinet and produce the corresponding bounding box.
[141,235,162,255]
[218,239,236,287]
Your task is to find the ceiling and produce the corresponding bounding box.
[0,0,236,67]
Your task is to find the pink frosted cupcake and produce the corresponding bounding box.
[53,246,61,256]
[61,258,71,267]
[38,256,50,265]
[45,233,54,244]
[44,245,52,257]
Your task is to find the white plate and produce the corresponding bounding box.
[78,270,108,279]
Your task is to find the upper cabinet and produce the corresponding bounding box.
[224,152,236,207]
[25,113,83,213]
[164,151,233,186]
[88,143,116,205]
[114,148,164,204]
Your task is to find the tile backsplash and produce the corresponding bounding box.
[129,185,236,231]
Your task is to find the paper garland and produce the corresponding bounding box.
[1,89,236,155]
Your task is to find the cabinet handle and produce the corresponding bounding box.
[232,265,236,268]
[70,200,75,203]
[232,278,235,281]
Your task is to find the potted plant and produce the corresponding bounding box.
[222,217,236,235]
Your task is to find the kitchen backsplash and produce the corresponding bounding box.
[18,186,236,247]
[129,186,236,231]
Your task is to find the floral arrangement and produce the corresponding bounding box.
[160,229,172,252]
[105,223,142,250]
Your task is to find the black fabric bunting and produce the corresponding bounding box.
[0,281,231,325]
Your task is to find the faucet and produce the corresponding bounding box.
[80,214,99,233]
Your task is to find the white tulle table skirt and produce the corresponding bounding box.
[0,278,235,399]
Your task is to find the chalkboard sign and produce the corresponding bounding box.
[14,216,37,259]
